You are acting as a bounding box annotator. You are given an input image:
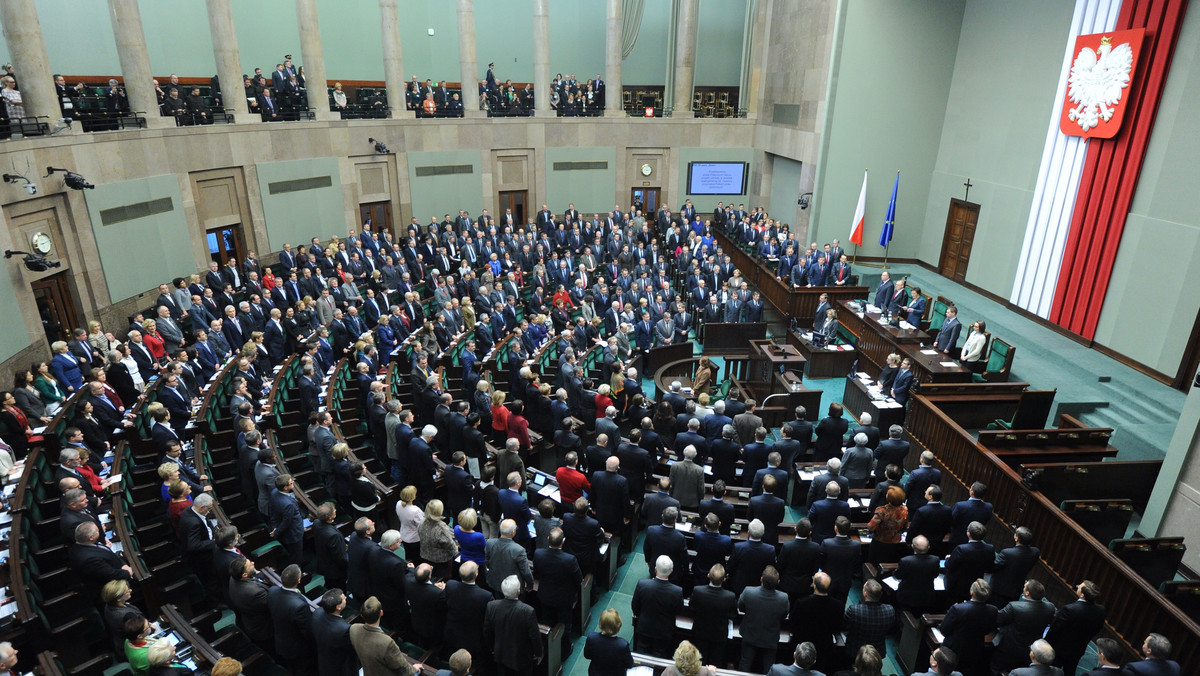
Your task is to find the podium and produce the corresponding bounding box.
[734,340,821,428]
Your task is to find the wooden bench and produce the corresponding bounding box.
[1060,499,1134,546]
[1160,581,1200,625]
[1021,459,1163,512]
[1111,537,1187,589]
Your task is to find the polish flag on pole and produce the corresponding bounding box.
[849,170,867,246]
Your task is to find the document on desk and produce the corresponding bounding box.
[931,627,945,643]
[537,484,561,502]
[940,361,959,368]
[934,574,946,591]
[920,349,939,355]
[628,667,655,676]
[883,576,900,591]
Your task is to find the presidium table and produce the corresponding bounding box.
[836,300,971,384]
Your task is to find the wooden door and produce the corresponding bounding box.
[360,201,394,238]
[938,199,979,282]
[206,225,246,266]
[631,187,660,216]
[31,272,80,345]
[498,190,527,226]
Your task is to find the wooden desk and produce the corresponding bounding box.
[788,329,858,378]
[841,376,906,432]
[900,344,972,384]
[837,300,928,371]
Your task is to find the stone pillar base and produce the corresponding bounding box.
[231,113,261,125]
[463,109,486,119]
[141,116,175,129]
[534,109,556,118]
[604,108,626,118]
[671,110,695,119]
[311,110,339,122]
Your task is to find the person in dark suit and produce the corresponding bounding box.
[484,574,544,675]
[485,520,535,593]
[950,481,994,545]
[809,481,852,543]
[371,529,414,634]
[264,309,287,365]
[821,517,861,603]
[766,642,824,676]
[934,306,962,354]
[991,579,1057,674]
[689,563,738,667]
[267,474,305,567]
[1044,580,1108,676]
[643,507,689,588]
[873,272,895,310]
[444,561,492,665]
[843,579,897,660]
[311,589,358,676]
[776,518,821,601]
[904,450,941,511]
[894,535,940,614]
[532,528,583,630]
[871,423,909,478]
[227,556,273,647]
[751,451,790,498]
[405,564,447,650]
[68,521,132,602]
[590,457,630,534]
[1120,634,1181,676]
[691,513,733,587]
[813,403,849,462]
[642,477,680,528]
[59,488,102,543]
[1008,639,1063,676]
[788,573,844,673]
[583,608,635,676]
[1082,638,1124,676]
[631,555,684,658]
[728,519,778,594]
[909,484,953,556]
[562,497,606,577]
[699,480,737,535]
[347,517,377,602]
[940,578,998,675]
[298,368,321,422]
[738,565,792,673]
[890,358,915,406]
[313,503,348,593]
[946,521,995,603]
[267,564,315,676]
[748,475,787,546]
[990,526,1041,606]
[444,452,475,521]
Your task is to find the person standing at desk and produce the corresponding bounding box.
[934,306,962,355]
[960,320,987,373]
[900,286,926,326]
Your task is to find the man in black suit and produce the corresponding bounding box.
[748,474,787,546]
[444,561,493,667]
[909,484,954,556]
[894,535,940,614]
[773,424,805,481]
[267,564,315,676]
[788,572,844,673]
[347,517,376,602]
[641,477,679,529]
[904,450,941,511]
[698,480,737,535]
[59,488,102,543]
[872,424,910,480]
[631,555,685,658]
[751,451,790,498]
[313,503,348,593]
[946,521,995,603]
[444,451,475,520]
[809,481,851,543]
[484,575,544,675]
[590,456,630,535]
[990,526,1041,607]
[643,507,689,588]
[691,513,733,586]
[821,517,861,603]
[405,563,447,650]
[268,474,305,567]
[728,519,778,595]
[950,481,994,545]
[1044,580,1108,676]
[228,556,273,648]
[312,589,358,676]
[68,521,132,601]
[532,528,583,630]
[298,366,321,421]
[806,458,849,510]
[934,306,962,355]
[689,563,738,668]
[777,518,822,601]
[370,530,413,633]
[210,526,242,604]
[1082,638,1124,676]
[991,579,1057,674]
[1119,634,1180,676]
[940,578,999,676]
[662,380,687,415]
[562,497,606,577]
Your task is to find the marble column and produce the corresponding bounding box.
[604,0,624,117]
[205,0,254,122]
[456,0,484,118]
[532,0,552,117]
[378,0,406,119]
[742,0,769,119]
[0,0,59,126]
[670,0,699,118]
[107,0,170,128]
[295,0,335,120]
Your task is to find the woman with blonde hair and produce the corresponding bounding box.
[662,640,715,676]
[88,320,119,355]
[140,320,165,362]
[490,390,509,445]
[454,508,486,566]
[418,499,458,580]
[395,484,424,562]
[583,608,634,675]
[694,392,714,420]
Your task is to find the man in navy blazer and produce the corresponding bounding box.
[643,507,689,587]
[766,642,824,676]
[890,358,915,405]
[689,563,738,668]
[266,564,315,675]
[940,579,1000,676]
[699,481,737,535]
[776,518,822,600]
[990,526,1041,606]
[946,521,995,603]
[1120,633,1181,676]
[590,457,630,535]
[531,529,582,629]
[728,519,777,594]
[631,556,685,657]
[820,517,861,602]
[691,513,733,585]
[809,481,851,543]
[934,306,962,354]
[873,271,895,310]
[497,472,534,551]
[950,481,994,545]
[904,450,942,510]
[894,535,941,613]
[1045,580,1108,676]
[909,485,954,556]
[748,475,787,546]
[751,451,790,497]
[268,475,305,567]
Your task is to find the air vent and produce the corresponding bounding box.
[772,104,801,126]
[98,197,174,226]
[552,161,608,171]
[267,176,334,194]
[414,165,474,177]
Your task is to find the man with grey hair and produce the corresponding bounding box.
[596,405,620,442]
[728,518,777,594]
[767,641,821,676]
[663,380,687,415]
[68,521,132,599]
[874,422,910,480]
[841,432,874,488]
[484,519,533,594]
[807,456,849,509]
[406,425,438,499]
[704,399,733,443]
[669,445,705,509]
[1008,639,1061,676]
[0,642,17,673]
[941,578,998,675]
[1116,633,1178,676]
[484,574,543,674]
[631,555,684,657]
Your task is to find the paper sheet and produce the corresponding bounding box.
[939,361,959,368]
[920,349,939,355]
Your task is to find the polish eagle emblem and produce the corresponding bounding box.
[1066,36,1134,132]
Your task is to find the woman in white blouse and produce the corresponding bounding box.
[960,320,988,373]
[331,82,347,110]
